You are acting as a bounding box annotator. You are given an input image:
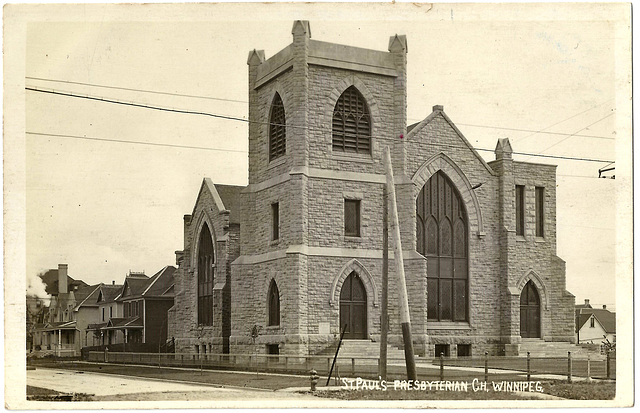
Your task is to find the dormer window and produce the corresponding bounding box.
[332,86,371,154]
[269,93,286,161]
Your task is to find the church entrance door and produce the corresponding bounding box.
[340,272,367,339]
[520,281,541,338]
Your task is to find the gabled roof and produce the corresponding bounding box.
[97,284,124,303]
[405,107,495,176]
[118,266,176,300]
[576,309,616,334]
[190,178,246,224]
[38,320,76,331]
[215,184,245,225]
[143,266,176,297]
[120,277,150,298]
[104,316,143,329]
[73,284,101,311]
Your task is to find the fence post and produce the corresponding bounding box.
[567,351,572,383]
[526,352,531,381]
[586,353,591,382]
[351,358,355,376]
[606,350,611,379]
[484,351,489,383]
[440,352,444,381]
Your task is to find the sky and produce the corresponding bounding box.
[18,3,629,310]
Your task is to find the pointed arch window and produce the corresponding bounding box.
[332,86,371,154]
[269,93,286,161]
[197,223,215,326]
[417,171,469,322]
[268,279,280,326]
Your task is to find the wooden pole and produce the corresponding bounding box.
[383,147,417,381]
[379,185,389,380]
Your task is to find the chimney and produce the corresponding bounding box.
[58,264,68,294]
[584,299,590,305]
[602,304,606,310]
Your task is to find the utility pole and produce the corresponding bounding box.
[383,147,417,381]
[379,185,389,380]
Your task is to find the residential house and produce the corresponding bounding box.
[576,299,616,345]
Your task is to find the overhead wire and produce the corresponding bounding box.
[30,77,616,141]
[26,86,615,163]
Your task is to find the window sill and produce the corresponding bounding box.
[344,235,362,242]
[265,325,280,330]
[427,322,472,331]
[516,235,526,242]
[268,156,287,170]
[269,239,280,246]
[534,237,546,243]
[331,152,374,164]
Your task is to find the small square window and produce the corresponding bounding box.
[344,199,361,237]
[271,203,280,240]
[435,344,450,357]
[457,344,472,357]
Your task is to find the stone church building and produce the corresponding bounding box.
[168,21,576,358]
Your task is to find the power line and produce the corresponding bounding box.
[474,147,613,164]
[26,86,253,125]
[26,132,247,154]
[536,111,616,155]
[29,78,616,142]
[26,76,246,104]
[511,99,615,143]
[27,86,614,163]
[455,122,615,140]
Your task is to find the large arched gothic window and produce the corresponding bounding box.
[269,93,286,161]
[332,86,371,154]
[416,171,469,322]
[197,223,214,326]
[267,279,280,326]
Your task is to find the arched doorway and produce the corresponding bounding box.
[340,272,367,339]
[520,281,541,338]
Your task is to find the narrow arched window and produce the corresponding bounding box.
[269,93,286,161]
[332,86,371,154]
[197,223,214,326]
[268,280,280,326]
[417,171,469,322]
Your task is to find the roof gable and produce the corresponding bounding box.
[143,266,176,297]
[405,107,495,176]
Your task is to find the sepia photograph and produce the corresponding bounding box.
[4,1,633,408]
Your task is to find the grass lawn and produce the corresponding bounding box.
[26,386,93,401]
[543,381,615,400]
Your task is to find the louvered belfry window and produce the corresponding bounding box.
[332,86,371,154]
[269,93,286,161]
[416,171,469,322]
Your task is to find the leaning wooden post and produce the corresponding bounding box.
[384,147,417,382]
[526,352,531,381]
[567,351,572,383]
[379,185,389,380]
[440,352,444,381]
[586,353,592,382]
[606,349,611,379]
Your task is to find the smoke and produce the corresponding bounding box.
[26,271,49,299]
